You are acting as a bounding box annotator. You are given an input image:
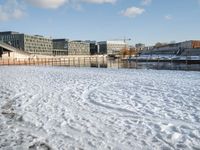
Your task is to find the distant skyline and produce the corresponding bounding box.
[0,0,200,46]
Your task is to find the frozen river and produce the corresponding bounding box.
[0,66,200,150]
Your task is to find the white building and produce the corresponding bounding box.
[98,40,128,55]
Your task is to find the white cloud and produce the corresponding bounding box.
[24,0,116,9]
[81,0,116,4]
[0,0,26,22]
[24,0,68,9]
[164,15,172,20]
[0,0,117,22]
[141,0,152,6]
[121,6,145,18]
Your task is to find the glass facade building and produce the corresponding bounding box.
[0,31,53,55]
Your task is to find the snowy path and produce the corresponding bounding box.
[0,66,200,150]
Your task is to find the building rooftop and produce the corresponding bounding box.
[0,31,20,35]
[98,40,127,45]
[53,39,69,42]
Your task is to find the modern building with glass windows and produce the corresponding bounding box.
[98,40,128,55]
[68,40,90,55]
[0,31,24,50]
[85,40,98,55]
[52,39,69,55]
[0,31,53,55]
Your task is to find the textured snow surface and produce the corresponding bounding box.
[0,66,200,150]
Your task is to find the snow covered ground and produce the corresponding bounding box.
[0,66,200,150]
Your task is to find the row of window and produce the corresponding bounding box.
[26,49,53,52]
[25,39,52,43]
[0,35,21,40]
[25,43,52,48]
[25,47,53,50]
[25,36,51,42]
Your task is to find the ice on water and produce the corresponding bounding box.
[0,66,200,150]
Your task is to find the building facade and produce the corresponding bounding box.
[150,41,200,51]
[180,40,200,49]
[140,40,200,56]
[85,40,98,55]
[53,39,68,55]
[0,31,24,50]
[24,35,53,55]
[68,41,90,55]
[0,31,53,55]
[135,43,145,51]
[98,41,128,55]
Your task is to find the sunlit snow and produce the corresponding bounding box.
[0,66,200,150]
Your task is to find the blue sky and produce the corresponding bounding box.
[0,0,200,45]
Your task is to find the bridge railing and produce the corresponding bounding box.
[0,42,31,55]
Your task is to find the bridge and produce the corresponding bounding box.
[0,41,30,57]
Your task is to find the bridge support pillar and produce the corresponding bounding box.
[8,51,10,57]
[0,47,3,58]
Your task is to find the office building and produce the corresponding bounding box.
[135,43,145,51]
[85,40,98,55]
[53,39,69,55]
[68,41,90,55]
[98,40,128,55]
[0,31,53,55]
